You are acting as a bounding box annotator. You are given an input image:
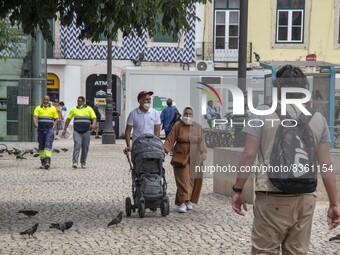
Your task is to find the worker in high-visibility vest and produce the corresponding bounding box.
[33,95,58,169]
[62,96,96,169]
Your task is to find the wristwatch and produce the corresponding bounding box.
[232,185,243,193]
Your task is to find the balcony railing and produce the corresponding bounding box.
[196,42,253,63]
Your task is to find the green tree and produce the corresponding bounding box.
[0,0,209,43]
[0,18,21,60]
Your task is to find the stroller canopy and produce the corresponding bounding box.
[131,134,165,162]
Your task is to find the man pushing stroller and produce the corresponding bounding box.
[124,90,161,154]
[123,91,169,217]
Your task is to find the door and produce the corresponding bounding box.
[214,10,239,62]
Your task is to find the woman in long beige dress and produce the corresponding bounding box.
[164,106,207,213]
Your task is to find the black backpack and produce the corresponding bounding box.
[264,104,317,194]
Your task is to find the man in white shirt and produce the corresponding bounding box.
[124,91,161,153]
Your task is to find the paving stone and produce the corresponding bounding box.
[0,138,339,254]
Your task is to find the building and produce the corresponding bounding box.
[0,28,46,142]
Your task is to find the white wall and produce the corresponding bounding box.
[195,3,205,44]
[64,65,81,111]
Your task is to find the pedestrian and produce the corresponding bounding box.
[164,106,207,213]
[33,95,58,169]
[59,101,73,139]
[93,103,102,138]
[206,100,220,128]
[62,96,97,169]
[59,101,67,121]
[123,91,161,154]
[232,65,340,254]
[160,98,179,138]
[53,99,62,139]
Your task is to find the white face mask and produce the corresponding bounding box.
[182,116,193,125]
[143,103,151,110]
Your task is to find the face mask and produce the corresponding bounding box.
[143,103,151,110]
[182,116,193,125]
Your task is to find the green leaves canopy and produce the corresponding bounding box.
[0,18,21,60]
[0,0,208,43]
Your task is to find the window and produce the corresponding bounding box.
[153,14,177,43]
[215,0,240,9]
[276,0,304,43]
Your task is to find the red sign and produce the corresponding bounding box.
[306,54,316,61]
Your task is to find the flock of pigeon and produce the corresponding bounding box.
[5,143,339,242]
[0,143,69,160]
[0,143,124,237]
[18,210,123,237]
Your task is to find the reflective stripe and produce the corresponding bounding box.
[74,120,91,123]
[39,119,53,123]
[38,116,53,123]
[45,150,52,157]
[39,150,52,159]
[74,117,91,123]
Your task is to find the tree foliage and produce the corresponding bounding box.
[0,18,21,60]
[0,0,209,43]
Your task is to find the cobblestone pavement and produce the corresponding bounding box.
[0,138,340,254]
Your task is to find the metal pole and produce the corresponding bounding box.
[102,35,116,144]
[233,0,249,147]
[238,0,248,92]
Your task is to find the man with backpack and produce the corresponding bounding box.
[232,65,340,254]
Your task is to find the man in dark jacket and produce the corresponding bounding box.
[160,98,178,138]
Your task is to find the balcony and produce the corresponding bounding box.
[196,42,253,63]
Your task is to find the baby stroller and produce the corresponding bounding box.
[125,134,170,218]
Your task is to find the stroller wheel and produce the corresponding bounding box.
[138,201,145,218]
[125,197,132,217]
[161,197,170,217]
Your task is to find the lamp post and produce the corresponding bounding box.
[233,0,248,147]
[102,34,116,144]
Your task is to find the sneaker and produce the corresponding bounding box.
[81,163,86,169]
[44,163,50,170]
[72,162,78,169]
[186,202,193,210]
[95,136,101,139]
[177,203,187,213]
[39,165,45,169]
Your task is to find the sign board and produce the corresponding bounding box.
[17,96,29,105]
[94,98,106,105]
[306,54,317,61]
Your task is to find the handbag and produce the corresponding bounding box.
[170,152,189,167]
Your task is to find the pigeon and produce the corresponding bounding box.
[13,148,23,155]
[20,223,39,237]
[253,52,260,62]
[52,148,60,153]
[107,211,123,227]
[49,221,73,233]
[329,234,340,241]
[18,210,38,217]
[16,155,27,160]
[61,148,68,152]
[0,143,8,151]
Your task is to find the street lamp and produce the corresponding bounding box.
[102,33,116,144]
